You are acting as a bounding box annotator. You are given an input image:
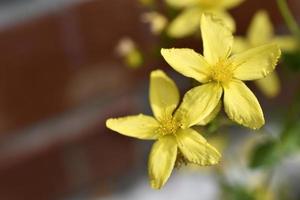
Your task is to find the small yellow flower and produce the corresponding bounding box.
[106,70,221,189]
[141,12,168,35]
[234,10,298,98]
[166,0,244,38]
[139,0,154,6]
[161,14,281,130]
[116,38,143,69]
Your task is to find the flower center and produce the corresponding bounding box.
[157,115,180,136]
[210,60,233,84]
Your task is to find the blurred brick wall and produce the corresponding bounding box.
[0,0,149,134]
[0,0,147,199]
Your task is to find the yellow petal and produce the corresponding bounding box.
[220,0,244,9]
[255,72,280,98]
[148,135,177,189]
[142,12,168,35]
[116,38,143,69]
[223,80,264,129]
[201,13,234,65]
[214,11,236,32]
[150,70,180,120]
[197,101,221,125]
[176,128,221,165]
[207,134,228,155]
[165,0,199,8]
[198,0,222,8]
[106,114,159,140]
[273,36,298,52]
[175,83,223,128]
[161,48,210,83]
[248,10,274,46]
[231,43,281,80]
[232,36,250,53]
[125,49,143,69]
[167,7,202,38]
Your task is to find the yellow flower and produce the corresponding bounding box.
[139,0,154,6]
[166,0,244,38]
[161,14,281,130]
[106,70,221,189]
[116,38,143,69]
[233,10,298,98]
[141,12,168,35]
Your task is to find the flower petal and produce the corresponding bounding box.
[273,36,298,52]
[248,10,274,46]
[176,128,221,165]
[175,83,223,128]
[220,0,244,9]
[223,80,264,129]
[201,13,234,65]
[231,43,281,80]
[150,70,180,120]
[106,114,159,140]
[165,0,199,8]
[142,12,168,35]
[197,101,221,125]
[214,11,236,32]
[148,135,177,189]
[255,71,280,98]
[232,36,249,53]
[161,48,210,83]
[167,7,202,38]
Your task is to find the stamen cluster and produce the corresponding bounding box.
[210,60,233,84]
[157,116,180,136]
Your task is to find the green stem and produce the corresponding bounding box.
[277,0,300,40]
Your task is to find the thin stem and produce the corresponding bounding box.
[277,0,300,40]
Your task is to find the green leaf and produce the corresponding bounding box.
[222,184,255,200]
[249,140,281,169]
[282,51,300,71]
[281,122,300,153]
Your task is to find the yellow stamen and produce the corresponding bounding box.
[156,115,180,136]
[210,60,233,84]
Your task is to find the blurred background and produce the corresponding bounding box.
[0,0,300,199]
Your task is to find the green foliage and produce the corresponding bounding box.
[249,118,300,169]
[249,139,281,169]
[281,122,300,153]
[282,51,300,71]
[222,184,255,200]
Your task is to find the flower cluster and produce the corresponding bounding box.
[106,12,281,189]
[166,0,243,38]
